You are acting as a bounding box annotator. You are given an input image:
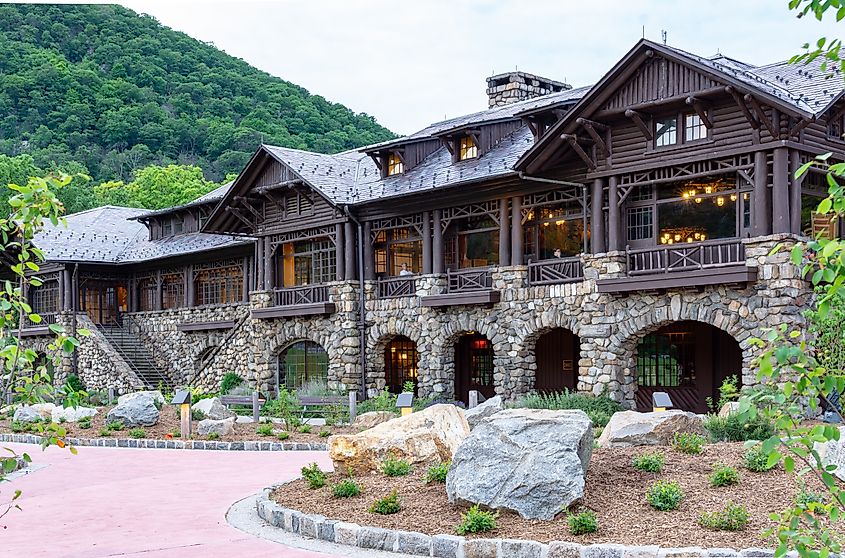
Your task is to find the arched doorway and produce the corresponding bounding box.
[275,341,328,394]
[454,333,494,405]
[534,328,580,393]
[635,321,742,413]
[384,336,418,394]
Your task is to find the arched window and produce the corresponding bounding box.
[385,337,418,393]
[277,341,328,391]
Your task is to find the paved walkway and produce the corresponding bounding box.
[0,442,343,557]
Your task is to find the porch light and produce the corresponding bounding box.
[652,391,674,412]
[730,194,737,202]
[716,197,725,206]
[396,392,414,417]
[695,197,702,203]
[171,389,192,440]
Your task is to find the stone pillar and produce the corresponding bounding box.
[510,196,523,265]
[433,209,444,274]
[498,198,510,266]
[607,175,621,251]
[772,147,791,234]
[591,177,606,253]
[789,149,803,235]
[753,150,771,236]
[344,221,356,280]
[335,223,345,281]
[422,211,432,274]
[363,221,375,280]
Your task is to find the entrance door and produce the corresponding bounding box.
[454,333,495,405]
[535,328,579,392]
[80,280,128,325]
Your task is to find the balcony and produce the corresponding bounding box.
[527,257,584,286]
[250,284,336,319]
[598,239,757,294]
[16,312,58,336]
[421,268,500,308]
[376,276,416,299]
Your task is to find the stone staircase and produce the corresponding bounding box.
[97,324,173,390]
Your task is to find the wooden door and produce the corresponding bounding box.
[535,329,578,393]
[454,334,495,404]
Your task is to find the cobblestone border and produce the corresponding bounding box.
[255,482,779,558]
[0,433,327,452]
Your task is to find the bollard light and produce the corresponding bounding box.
[396,393,414,417]
[171,390,192,440]
[652,391,674,413]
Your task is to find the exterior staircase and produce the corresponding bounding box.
[97,322,173,390]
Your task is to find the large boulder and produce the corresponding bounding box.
[464,396,505,429]
[13,405,42,423]
[197,417,235,437]
[718,402,740,417]
[353,411,396,431]
[597,410,705,448]
[447,409,593,520]
[52,406,97,423]
[31,403,56,420]
[329,404,469,474]
[118,390,164,407]
[191,397,235,420]
[816,426,845,481]
[106,394,160,427]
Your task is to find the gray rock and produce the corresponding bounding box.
[501,539,545,558]
[106,394,160,427]
[447,408,592,520]
[816,426,845,481]
[548,542,584,558]
[585,545,625,558]
[13,405,42,423]
[333,522,360,546]
[463,538,498,558]
[432,534,463,558]
[624,546,660,558]
[117,390,164,406]
[396,531,432,556]
[298,514,322,538]
[51,406,97,423]
[597,410,705,448]
[191,397,235,420]
[197,417,235,436]
[465,395,505,429]
[357,526,396,551]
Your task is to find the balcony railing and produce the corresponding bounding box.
[446,268,493,293]
[376,276,416,299]
[23,312,57,329]
[626,239,745,276]
[527,257,584,286]
[273,285,329,306]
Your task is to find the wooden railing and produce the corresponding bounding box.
[626,239,745,276]
[376,276,416,299]
[527,257,584,286]
[23,312,57,329]
[273,285,329,306]
[446,268,493,293]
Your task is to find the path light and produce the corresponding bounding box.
[396,392,414,417]
[172,390,191,440]
[652,391,674,413]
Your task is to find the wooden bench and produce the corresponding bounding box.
[299,393,358,423]
[221,392,266,422]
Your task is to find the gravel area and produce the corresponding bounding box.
[272,442,842,548]
[0,404,354,443]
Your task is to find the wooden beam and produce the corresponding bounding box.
[577,118,609,153]
[368,153,382,171]
[263,191,284,214]
[234,196,262,221]
[576,117,608,131]
[254,179,303,195]
[594,86,727,119]
[685,97,713,128]
[744,94,779,138]
[440,138,454,155]
[788,117,812,138]
[624,110,653,141]
[525,119,539,138]
[561,134,596,171]
[226,206,253,229]
[395,149,408,166]
[725,86,759,129]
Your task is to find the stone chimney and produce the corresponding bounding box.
[486,71,571,108]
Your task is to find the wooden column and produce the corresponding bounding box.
[510,196,523,265]
[155,269,162,311]
[422,211,432,274]
[335,223,345,281]
[591,178,606,253]
[433,209,444,274]
[344,221,356,280]
[607,176,621,251]
[242,256,250,302]
[62,266,72,311]
[363,221,375,280]
[263,238,275,290]
[789,149,803,235]
[772,147,791,234]
[498,199,510,266]
[186,265,194,307]
[255,238,265,290]
[752,150,771,236]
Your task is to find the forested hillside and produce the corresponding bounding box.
[0,4,395,211]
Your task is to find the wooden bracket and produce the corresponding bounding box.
[685,97,713,128]
[561,134,596,170]
[726,86,759,129]
[226,206,254,229]
[744,94,779,138]
[263,191,284,214]
[525,119,539,138]
[788,117,812,138]
[395,149,408,166]
[625,109,653,141]
[577,117,609,154]
[440,137,454,155]
[234,196,263,221]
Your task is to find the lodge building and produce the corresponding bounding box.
[19,40,845,412]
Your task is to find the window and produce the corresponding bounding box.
[385,337,418,394]
[445,215,499,269]
[523,201,586,261]
[655,117,678,147]
[636,329,696,388]
[279,239,336,287]
[29,280,59,316]
[386,153,404,176]
[198,210,210,230]
[374,227,422,276]
[162,220,172,237]
[685,113,707,142]
[627,206,653,241]
[161,273,184,309]
[277,341,328,391]
[137,277,158,311]
[828,114,844,140]
[194,265,243,305]
[172,216,184,235]
[458,136,478,160]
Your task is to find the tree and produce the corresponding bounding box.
[95,164,217,210]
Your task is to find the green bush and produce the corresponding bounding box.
[632,452,665,473]
[106,420,123,432]
[703,413,774,442]
[128,428,146,439]
[402,381,415,393]
[796,488,826,509]
[207,432,220,440]
[10,421,27,433]
[78,416,92,429]
[425,462,450,484]
[455,505,498,535]
[709,464,740,487]
[567,510,599,535]
[219,372,243,394]
[66,373,85,392]
[98,428,111,437]
[671,432,706,455]
[276,431,290,441]
[256,423,273,437]
[646,480,684,511]
[318,428,331,438]
[191,408,206,421]
[322,403,348,426]
[298,424,312,434]
[512,390,623,427]
[262,388,302,431]
[301,463,327,489]
[698,501,750,531]
[381,455,412,477]
[169,428,180,438]
[332,478,361,498]
[744,443,778,472]
[357,389,399,415]
[369,490,401,515]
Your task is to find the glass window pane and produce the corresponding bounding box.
[658,196,736,244]
[655,117,678,147]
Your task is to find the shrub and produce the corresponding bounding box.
[744,443,777,472]
[128,428,146,439]
[10,421,27,433]
[369,490,401,515]
[512,390,623,427]
[276,431,290,441]
[698,501,750,531]
[381,455,412,477]
[632,452,665,473]
[78,416,92,430]
[709,464,740,487]
[455,505,498,535]
[318,428,331,438]
[425,461,450,484]
[703,413,774,442]
[332,478,361,498]
[98,428,111,437]
[402,381,415,393]
[169,428,180,438]
[301,463,327,489]
[256,423,273,437]
[191,408,206,421]
[646,480,684,511]
[66,373,85,392]
[796,488,826,509]
[672,432,706,455]
[298,424,312,434]
[261,388,302,431]
[567,510,599,535]
[207,432,220,440]
[357,389,398,415]
[219,372,243,394]
[106,420,124,431]
[322,403,348,426]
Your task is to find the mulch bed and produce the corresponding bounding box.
[272,442,842,548]
[0,404,354,444]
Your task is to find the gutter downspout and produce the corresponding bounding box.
[518,172,590,253]
[343,206,368,400]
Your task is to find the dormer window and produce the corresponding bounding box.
[162,220,172,237]
[655,117,678,147]
[828,113,845,141]
[685,113,707,142]
[173,216,184,235]
[458,136,478,160]
[387,152,404,176]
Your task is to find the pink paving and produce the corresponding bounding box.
[0,442,340,557]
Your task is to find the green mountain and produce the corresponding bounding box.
[0,4,395,184]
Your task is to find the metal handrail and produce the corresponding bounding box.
[97,316,172,389]
[375,276,416,299]
[446,268,494,293]
[626,238,745,276]
[527,257,584,286]
[273,284,329,306]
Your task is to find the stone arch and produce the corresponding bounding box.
[516,313,585,398]
[430,316,505,403]
[264,320,340,395]
[365,320,423,397]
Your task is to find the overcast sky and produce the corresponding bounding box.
[115,0,844,135]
